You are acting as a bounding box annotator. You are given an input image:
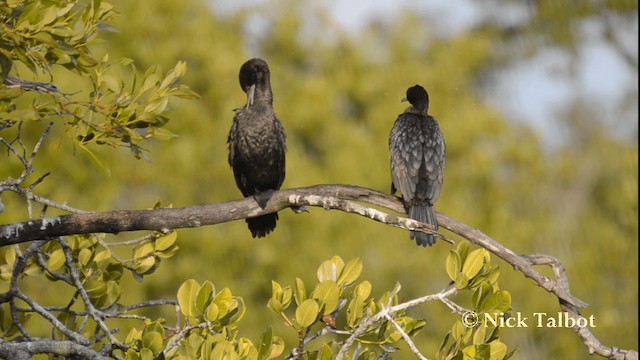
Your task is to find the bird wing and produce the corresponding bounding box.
[228,112,253,197]
[419,118,446,204]
[389,115,423,203]
[390,114,446,205]
[273,115,287,189]
[227,116,238,166]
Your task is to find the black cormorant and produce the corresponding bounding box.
[228,58,287,238]
[389,85,446,246]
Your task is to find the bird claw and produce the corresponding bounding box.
[291,205,308,214]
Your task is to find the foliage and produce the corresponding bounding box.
[0,236,513,359]
[0,0,198,161]
[1,0,637,359]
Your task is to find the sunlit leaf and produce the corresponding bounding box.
[177,279,200,317]
[295,299,319,328]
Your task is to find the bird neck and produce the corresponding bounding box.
[405,105,428,116]
[253,83,274,105]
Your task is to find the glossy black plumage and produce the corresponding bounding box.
[228,58,286,238]
[389,85,446,246]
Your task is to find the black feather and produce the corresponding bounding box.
[228,58,286,238]
[389,85,446,247]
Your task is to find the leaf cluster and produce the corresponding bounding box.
[440,241,514,360]
[1,0,198,161]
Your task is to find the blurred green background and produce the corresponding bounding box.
[1,0,637,358]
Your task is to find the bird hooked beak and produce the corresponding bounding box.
[245,84,256,109]
[401,96,408,103]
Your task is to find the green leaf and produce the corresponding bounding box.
[488,340,508,360]
[317,343,333,360]
[0,265,12,283]
[317,256,344,282]
[455,273,470,289]
[472,283,492,310]
[462,249,487,280]
[146,320,166,338]
[177,279,200,317]
[205,303,219,322]
[462,344,477,358]
[294,278,307,306]
[295,299,319,328]
[236,337,254,357]
[257,326,274,360]
[139,67,161,94]
[169,84,201,99]
[213,287,233,302]
[337,257,362,287]
[354,280,372,299]
[85,279,107,300]
[481,291,512,314]
[101,74,122,93]
[213,290,233,319]
[159,61,186,91]
[134,241,155,259]
[446,250,461,281]
[196,281,215,315]
[46,248,66,271]
[134,255,156,274]
[271,280,283,301]
[267,298,283,313]
[486,265,501,285]
[451,320,470,342]
[78,248,93,266]
[139,347,154,360]
[2,247,16,267]
[347,295,364,327]
[311,280,340,315]
[281,286,293,308]
[143,97,169,117]
[473,324,487,344]
[390,282,402,298]
[142,331,163,355]
[155,231,177,251]
[156,244,179,259]
[125,349,140,360]
[457,240,471,263]
[152,127,178,141]
[270,336,285,359]
[102,280,121,307]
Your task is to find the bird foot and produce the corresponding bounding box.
[291,205,308,214]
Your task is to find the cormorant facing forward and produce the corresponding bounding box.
[228,58,287,238]
[389,85,446,246]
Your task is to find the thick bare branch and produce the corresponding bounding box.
[0,185,430,246]
[0,338,107,360]
[0,184,636,359]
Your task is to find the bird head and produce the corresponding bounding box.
[402,84,430,113]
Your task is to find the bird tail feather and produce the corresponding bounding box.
[409,205,438,247]
[246,213,279,238]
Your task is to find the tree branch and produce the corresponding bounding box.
[0,338,107,360]
[0,184,636,359]
[0,184,436,246]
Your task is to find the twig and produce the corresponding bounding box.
[384,313,428,360]
[2,76,62,94]
[59,239,125,349]
[7,241,91,345]
[337,287,458,360]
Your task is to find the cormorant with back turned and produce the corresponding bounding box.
[389,85,446,247]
